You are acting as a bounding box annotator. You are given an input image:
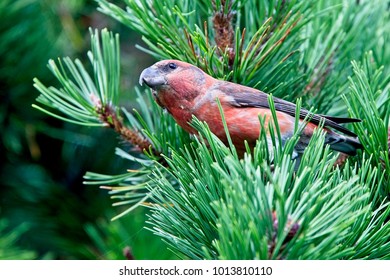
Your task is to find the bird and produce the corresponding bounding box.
[139,59,362,160]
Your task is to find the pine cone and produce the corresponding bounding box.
[212,0,235,65]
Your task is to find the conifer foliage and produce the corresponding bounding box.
[33,0,390,259]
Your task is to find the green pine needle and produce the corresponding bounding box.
[32,0,390,260]
[33,28,120,126]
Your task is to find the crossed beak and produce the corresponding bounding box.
[139,66,167,88]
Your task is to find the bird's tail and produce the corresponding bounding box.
[326,133,363,156]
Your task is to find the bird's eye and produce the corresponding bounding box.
[168,62,177,70]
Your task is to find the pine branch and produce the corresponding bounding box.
[84,209,175,259]
[96,0,308,88]
[343,51,390,194]
[300,0,388,113]
[0,219,36,260]
[149,99,390,259]
[32,29,174,219]
[31,0,390,259]
[97,103,152,152]
[33,28,155,154]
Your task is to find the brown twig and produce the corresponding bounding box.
[334,152,349,168]
[123,246,135,260]
[96,104,158,156]
[184,28,197,61]
[268,211,300,259]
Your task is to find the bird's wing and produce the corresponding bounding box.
[217,83,360,137]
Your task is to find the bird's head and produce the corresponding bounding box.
[139,60,209,101]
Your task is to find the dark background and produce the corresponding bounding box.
[0,0,172,259]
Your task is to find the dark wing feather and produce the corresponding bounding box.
[220,83,361,137]
[318,115,361,124]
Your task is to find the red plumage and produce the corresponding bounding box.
[139,60,362,158]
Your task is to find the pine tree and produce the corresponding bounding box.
[33,0,390,259]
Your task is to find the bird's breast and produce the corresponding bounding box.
[154,88,196,133]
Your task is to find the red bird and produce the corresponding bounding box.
[139,60,362,159]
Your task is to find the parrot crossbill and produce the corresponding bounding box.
[139,60,362,158]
